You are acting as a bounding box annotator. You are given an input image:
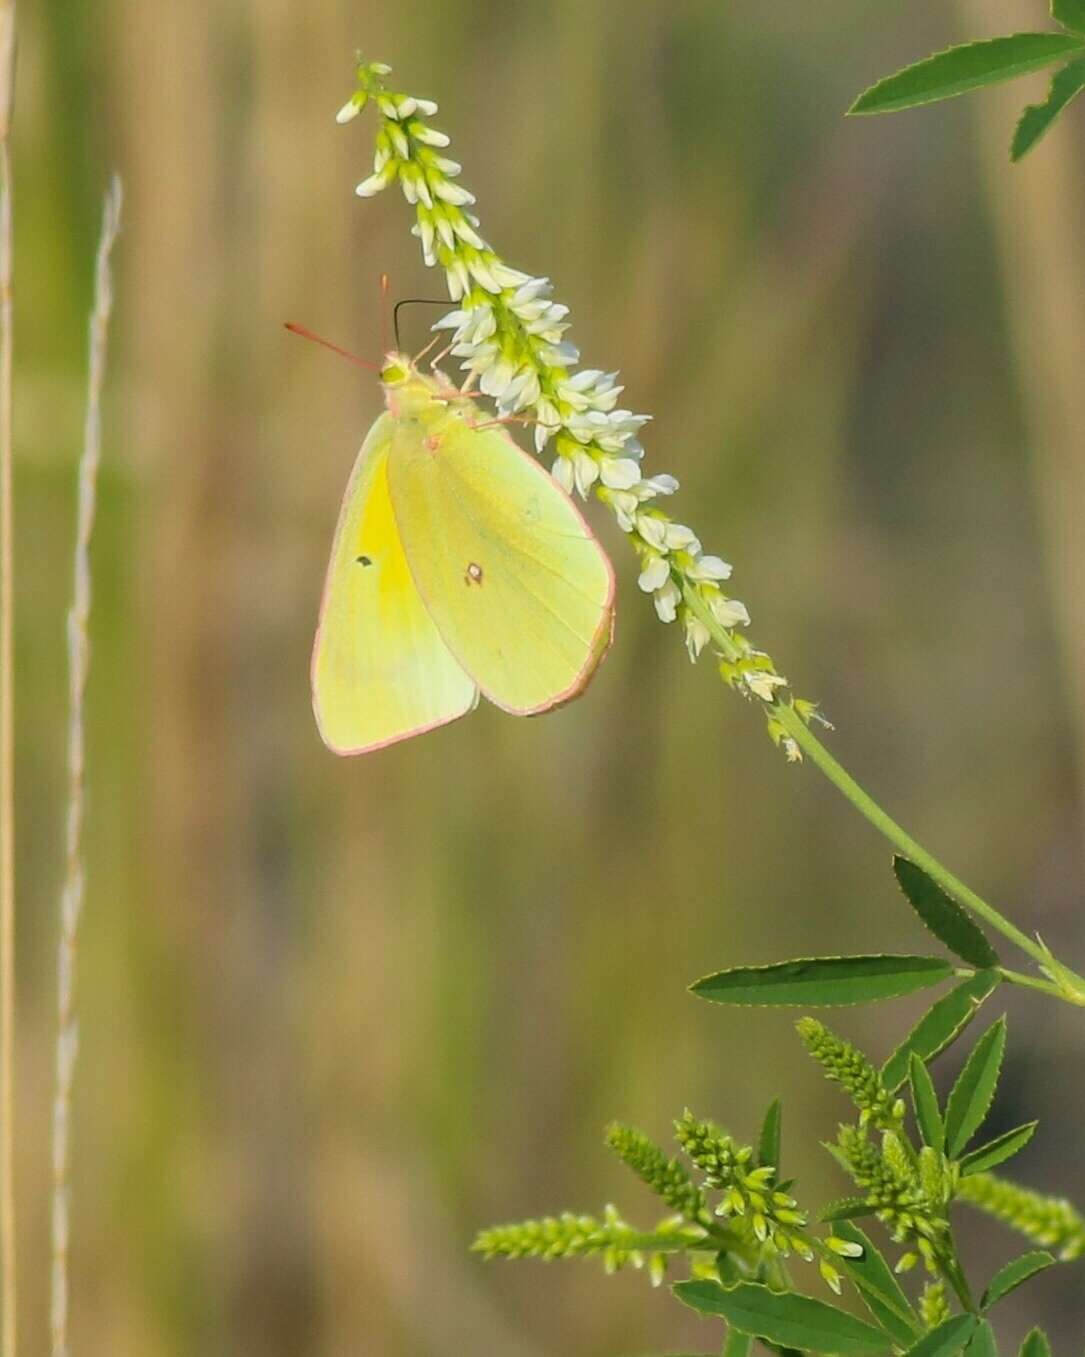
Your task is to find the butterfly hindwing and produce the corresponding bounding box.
[387,412,615,715]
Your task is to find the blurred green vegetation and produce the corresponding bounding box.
[12,0,1085,1353]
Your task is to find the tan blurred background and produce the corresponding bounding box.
[12,1,1085,1353]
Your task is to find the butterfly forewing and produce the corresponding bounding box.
[311,413,477,754]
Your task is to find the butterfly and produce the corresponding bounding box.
[310,348,615,754]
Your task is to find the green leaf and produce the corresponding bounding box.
[910,1053,945,1151]
[673,1281,887,1354]
[1018,1329,1052,1357]
[903,1313,979,1357]
[893,859,1000,968]
[981,1250,1056,1309]
[960,1121,1038,1176]
[965,1319,998,1357]
[758,1098,782,1169]
[1012,57,1085,158]
[944,1017,1007,1157]
[830,1221,921,1348]
[849,34,1085,115]
[691,955,954,1008]
[882,970,1000,1091]
[820,1196,876,1223]
[1053,0,1085,35]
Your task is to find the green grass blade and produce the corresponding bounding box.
[1018,1329,1052,1357]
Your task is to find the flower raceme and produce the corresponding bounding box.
[337,57,823,757]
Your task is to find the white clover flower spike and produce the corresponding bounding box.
[339,56,818,753]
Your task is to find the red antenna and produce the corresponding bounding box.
[379,274,392,354]
[284,322,380,372]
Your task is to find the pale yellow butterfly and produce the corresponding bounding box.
[305,335,615,755]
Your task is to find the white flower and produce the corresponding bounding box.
[479,356,518,400]
[593,410,650,453]
[336,94,365,124]
[684,615,711,661]
[573,451,600,497]
[434,179,476,206]
[783,738,802,763]
[429,213,453,252]
[413,216,436,264]
[641,473,678,496]
[533,398,561,453]
[653,579,681,623]
[412,124,451,148]
[387,122,410,160]
[510,277,552,307]
[638,555,670,593]
[745,671,788,701]
[636,514,668,551]
[551,456,575,494]
[490,263,532,289]
[541,340,580,366]
[445,258,471,300]
[710,594,750,628]
[686,554,732,583]
[452,216,485,250]
[414,98,439,116]
[599,457,641,490]
[355,163,397,198]
[469,256,504,294]
[432,307,469,332]
[662,521,700,553]
[499,365,541,411]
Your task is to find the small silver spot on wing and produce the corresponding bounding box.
[465,562,483,586]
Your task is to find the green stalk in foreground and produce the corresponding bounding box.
[339,55,1085,1010]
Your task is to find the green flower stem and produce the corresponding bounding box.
[683,582,1085,1005]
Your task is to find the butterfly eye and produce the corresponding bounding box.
[380,360,409,386]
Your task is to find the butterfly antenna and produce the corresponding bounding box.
[284,322,380,372]
[393,297,454,352]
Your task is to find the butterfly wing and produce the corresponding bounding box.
[312,412,478,754]
[387,414,615,715]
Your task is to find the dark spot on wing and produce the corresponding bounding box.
[356,555,372,566]
[523,495,542,524]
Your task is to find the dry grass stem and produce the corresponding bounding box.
[50,175,122,1357]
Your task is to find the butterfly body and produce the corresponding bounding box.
[312,354,615,755]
